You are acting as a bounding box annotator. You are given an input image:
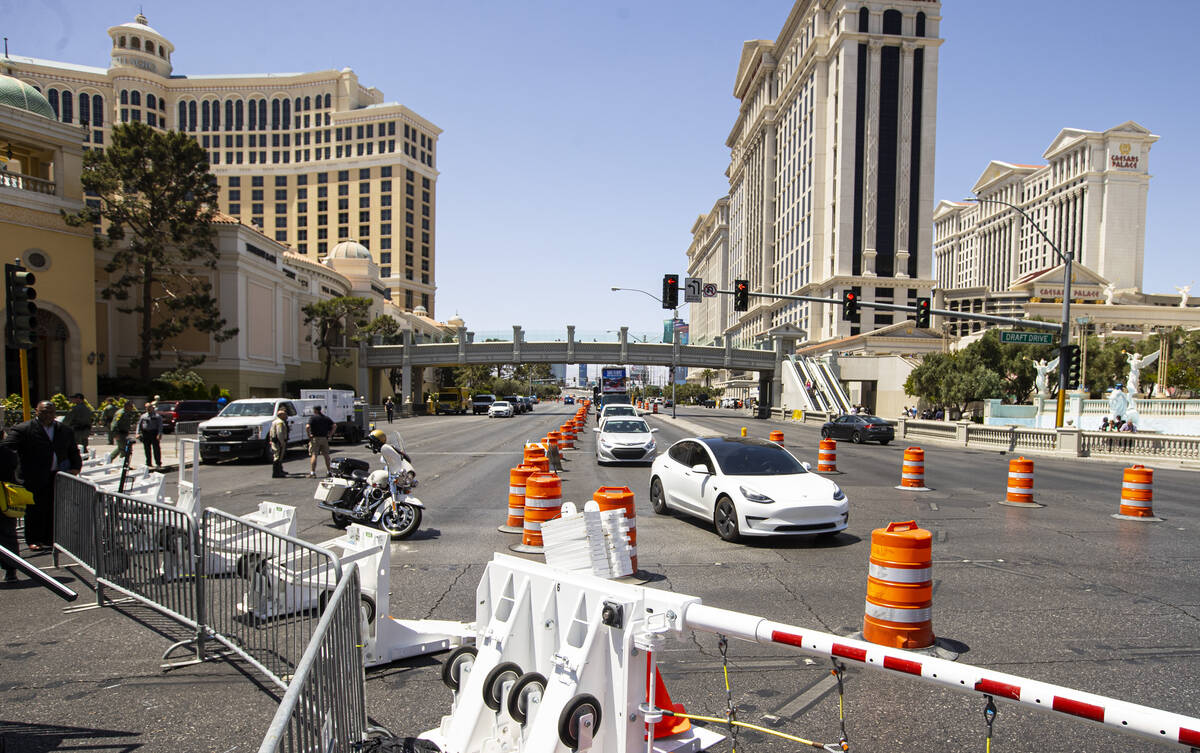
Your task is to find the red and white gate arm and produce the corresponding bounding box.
[682,604,1200,750]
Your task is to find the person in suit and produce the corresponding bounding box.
[0,410,20,582]
[1,400,83,551]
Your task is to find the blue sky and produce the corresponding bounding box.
[6,0,1197,340]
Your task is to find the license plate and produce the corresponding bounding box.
[220,445,230,452]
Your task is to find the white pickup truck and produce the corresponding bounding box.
[198,390,363,463]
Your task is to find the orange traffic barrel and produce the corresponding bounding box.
[998,456,1042,508]
[500,464,537,533]
[652,403,658,414]
[895,447,931,491]
[817,438,839,474]
[1113,465,1162,521]
[594,486,637,572]
[769,430,784,443]
[523,443,550,473]
[547,431,562,451]
[559,425,576,450]
[511,472,563,554]
[863,521,935,649]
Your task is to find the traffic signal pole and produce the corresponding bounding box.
[18,350,30,421]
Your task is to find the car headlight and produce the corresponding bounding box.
[739,485,774,504]
[832,484,846,501]
[645,440,656,450]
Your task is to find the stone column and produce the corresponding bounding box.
[566,324,576,363]
[761,121,777,294]
[862,40,883,277]
[894,42,915,279]
[401,329,413,417]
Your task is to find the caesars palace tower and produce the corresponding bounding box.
[3,14,440,315]
[690,1,942,347]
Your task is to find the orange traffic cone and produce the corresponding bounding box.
[646,664,690,738]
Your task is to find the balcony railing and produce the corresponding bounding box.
[0,170,57,196]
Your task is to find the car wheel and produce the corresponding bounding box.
[851,431,862,444]
[714,496,740,542]
[649,477,669,515]
[821,428,831,439]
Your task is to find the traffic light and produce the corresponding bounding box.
[1063,344,1082,388]
[841,289,858,321]
[662,274,679,309]
[915,297,932,328]
[5,263,37,350]
[733,279,749,312]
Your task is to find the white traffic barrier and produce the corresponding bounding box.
[425,555,1200,752]
[541,501,633,579]
[422,554,723,753]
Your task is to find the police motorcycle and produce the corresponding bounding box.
[313,429,424,538]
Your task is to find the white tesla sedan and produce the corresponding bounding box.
[593,417,657,464]
[649,436,848,542]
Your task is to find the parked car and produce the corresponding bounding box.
[820,414,895,445]
[488,401,515,418]
[649,436,848,542]
[563,395,575,405]
[594,417,658,465]
[472,394,497,415]
[157,399,222,433]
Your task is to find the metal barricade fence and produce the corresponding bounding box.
[201,508,343,689]
[257,565,373,753]
[54,473,101,577]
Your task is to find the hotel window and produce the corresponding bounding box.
[275,203,286,214]
[318,200,328,211]
[359,196,370,208]
[359,211,369,222]
[338,170,349,182]
[381,223,391,235]
[338,212,349,224]
[271,99,281,129]
[298,244,307,254]
[381,266,391,277]
[380,209,391,221]
[359,225,369,238]
[318,228,327,239]
[228,190,241,201]
[275,217,287,228]
[79,93,91,125]
[338,227,349,239]
[380,238,392,250]
[94,95,105,127]
[275,231,287,241]
[297,202,307,212]
[60,91,73,123]
[131,91,141,107]
[359,181,369,193]
[338,198,349,210]
[252,189,263,200]
[252,203,263,214]
[381,195,392,207]
[318,241,328,254]
[338,184,349,196]
[229,203,240,214]
[381,166,392,177]
[324,93,331,108]
[275,189,287,200]
[359,168,370,179]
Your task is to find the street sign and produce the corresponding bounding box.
[702,283,717,298]
[999,331,1055,345]
[684,277,703,303]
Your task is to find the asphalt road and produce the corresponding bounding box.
[2,405,1198,752]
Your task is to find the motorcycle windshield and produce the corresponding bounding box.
[389,431,406,455]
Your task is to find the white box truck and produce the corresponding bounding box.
[198,390,362,463]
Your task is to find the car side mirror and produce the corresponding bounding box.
[592,427,600,432]
[690,464,710,475]
[801,461,812,471]
[650,428,659,432]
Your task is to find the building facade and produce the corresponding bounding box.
[933,121,1160,334]
[3,13,439,316]
[704,0,941,351]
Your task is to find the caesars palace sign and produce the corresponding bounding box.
[1110,142,1139,170]
[1034,284,1102,300]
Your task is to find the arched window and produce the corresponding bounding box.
[882,9,901,35]
[248,98,257,130]
[294,97,302,114]
[147,93,157,110]
[93,95,105,127]
[225,100,234,130]
[131,37,141,50]
[211,99,220,130]
[130,90,141,106]
[159,47,166,58]
[304,96,311,111]
[916,12,926,37]
[61,91,73,123]
[188,100,196,131]
[80,93,91,125]
[119,36,126,48]
[324,93,331,109]
[201,101,210,131]
[235,99,244,130]
[120,89,128,105]
[271,98,281,129]
[282,98,291,129]
[145,41,155,55]
[858,7,869,33]
[258,99,267,130]
[48,89,59,118]
[178,101,187,130]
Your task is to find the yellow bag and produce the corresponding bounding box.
[0,482,34,519]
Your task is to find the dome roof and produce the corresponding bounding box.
[325,241,373,261]
[447,315,465,327]
[0,75,55,119]
[413,305,429,317]
[113,13,165,38]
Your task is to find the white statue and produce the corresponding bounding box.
[1032,357,1059,396]
[1176,283,1192,308]
[1124,350,1159,395]
[1102,282,1116,305]
[1107,386,1131,422]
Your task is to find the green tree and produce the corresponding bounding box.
[64,122,237,380]
[904,351,1006,416]
[301,296,372,383]
[963,330,1056,402]
[456,364,496,394]
[360,314,401,344]
[697,369,717,388]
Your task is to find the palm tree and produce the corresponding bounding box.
[699,369,717,388]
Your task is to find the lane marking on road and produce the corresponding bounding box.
[773,672,841,718]
[929,502,939,511]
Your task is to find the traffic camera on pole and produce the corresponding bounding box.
[841,290,858,321]
[5,263,37,350]
[662,274,679,309]
[733,279,749,312]
[1064,344,1082,388]
[915,297,932,328]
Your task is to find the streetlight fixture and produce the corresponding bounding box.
[610,286,683,418]
[964,196,1072,427]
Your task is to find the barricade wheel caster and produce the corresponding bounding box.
[558,693,602,749]
[441,645,478,691]
[507,672,547,724]
[482,661,523,711]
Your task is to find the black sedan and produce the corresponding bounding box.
[820,414,894,445]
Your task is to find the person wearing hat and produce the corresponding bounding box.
[269,408,290,478]
[63,393,94,452]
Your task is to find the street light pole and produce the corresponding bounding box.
[965,197,1071,428]
[611,287,682,418]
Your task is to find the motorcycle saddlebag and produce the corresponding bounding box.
[315,477,354,502]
